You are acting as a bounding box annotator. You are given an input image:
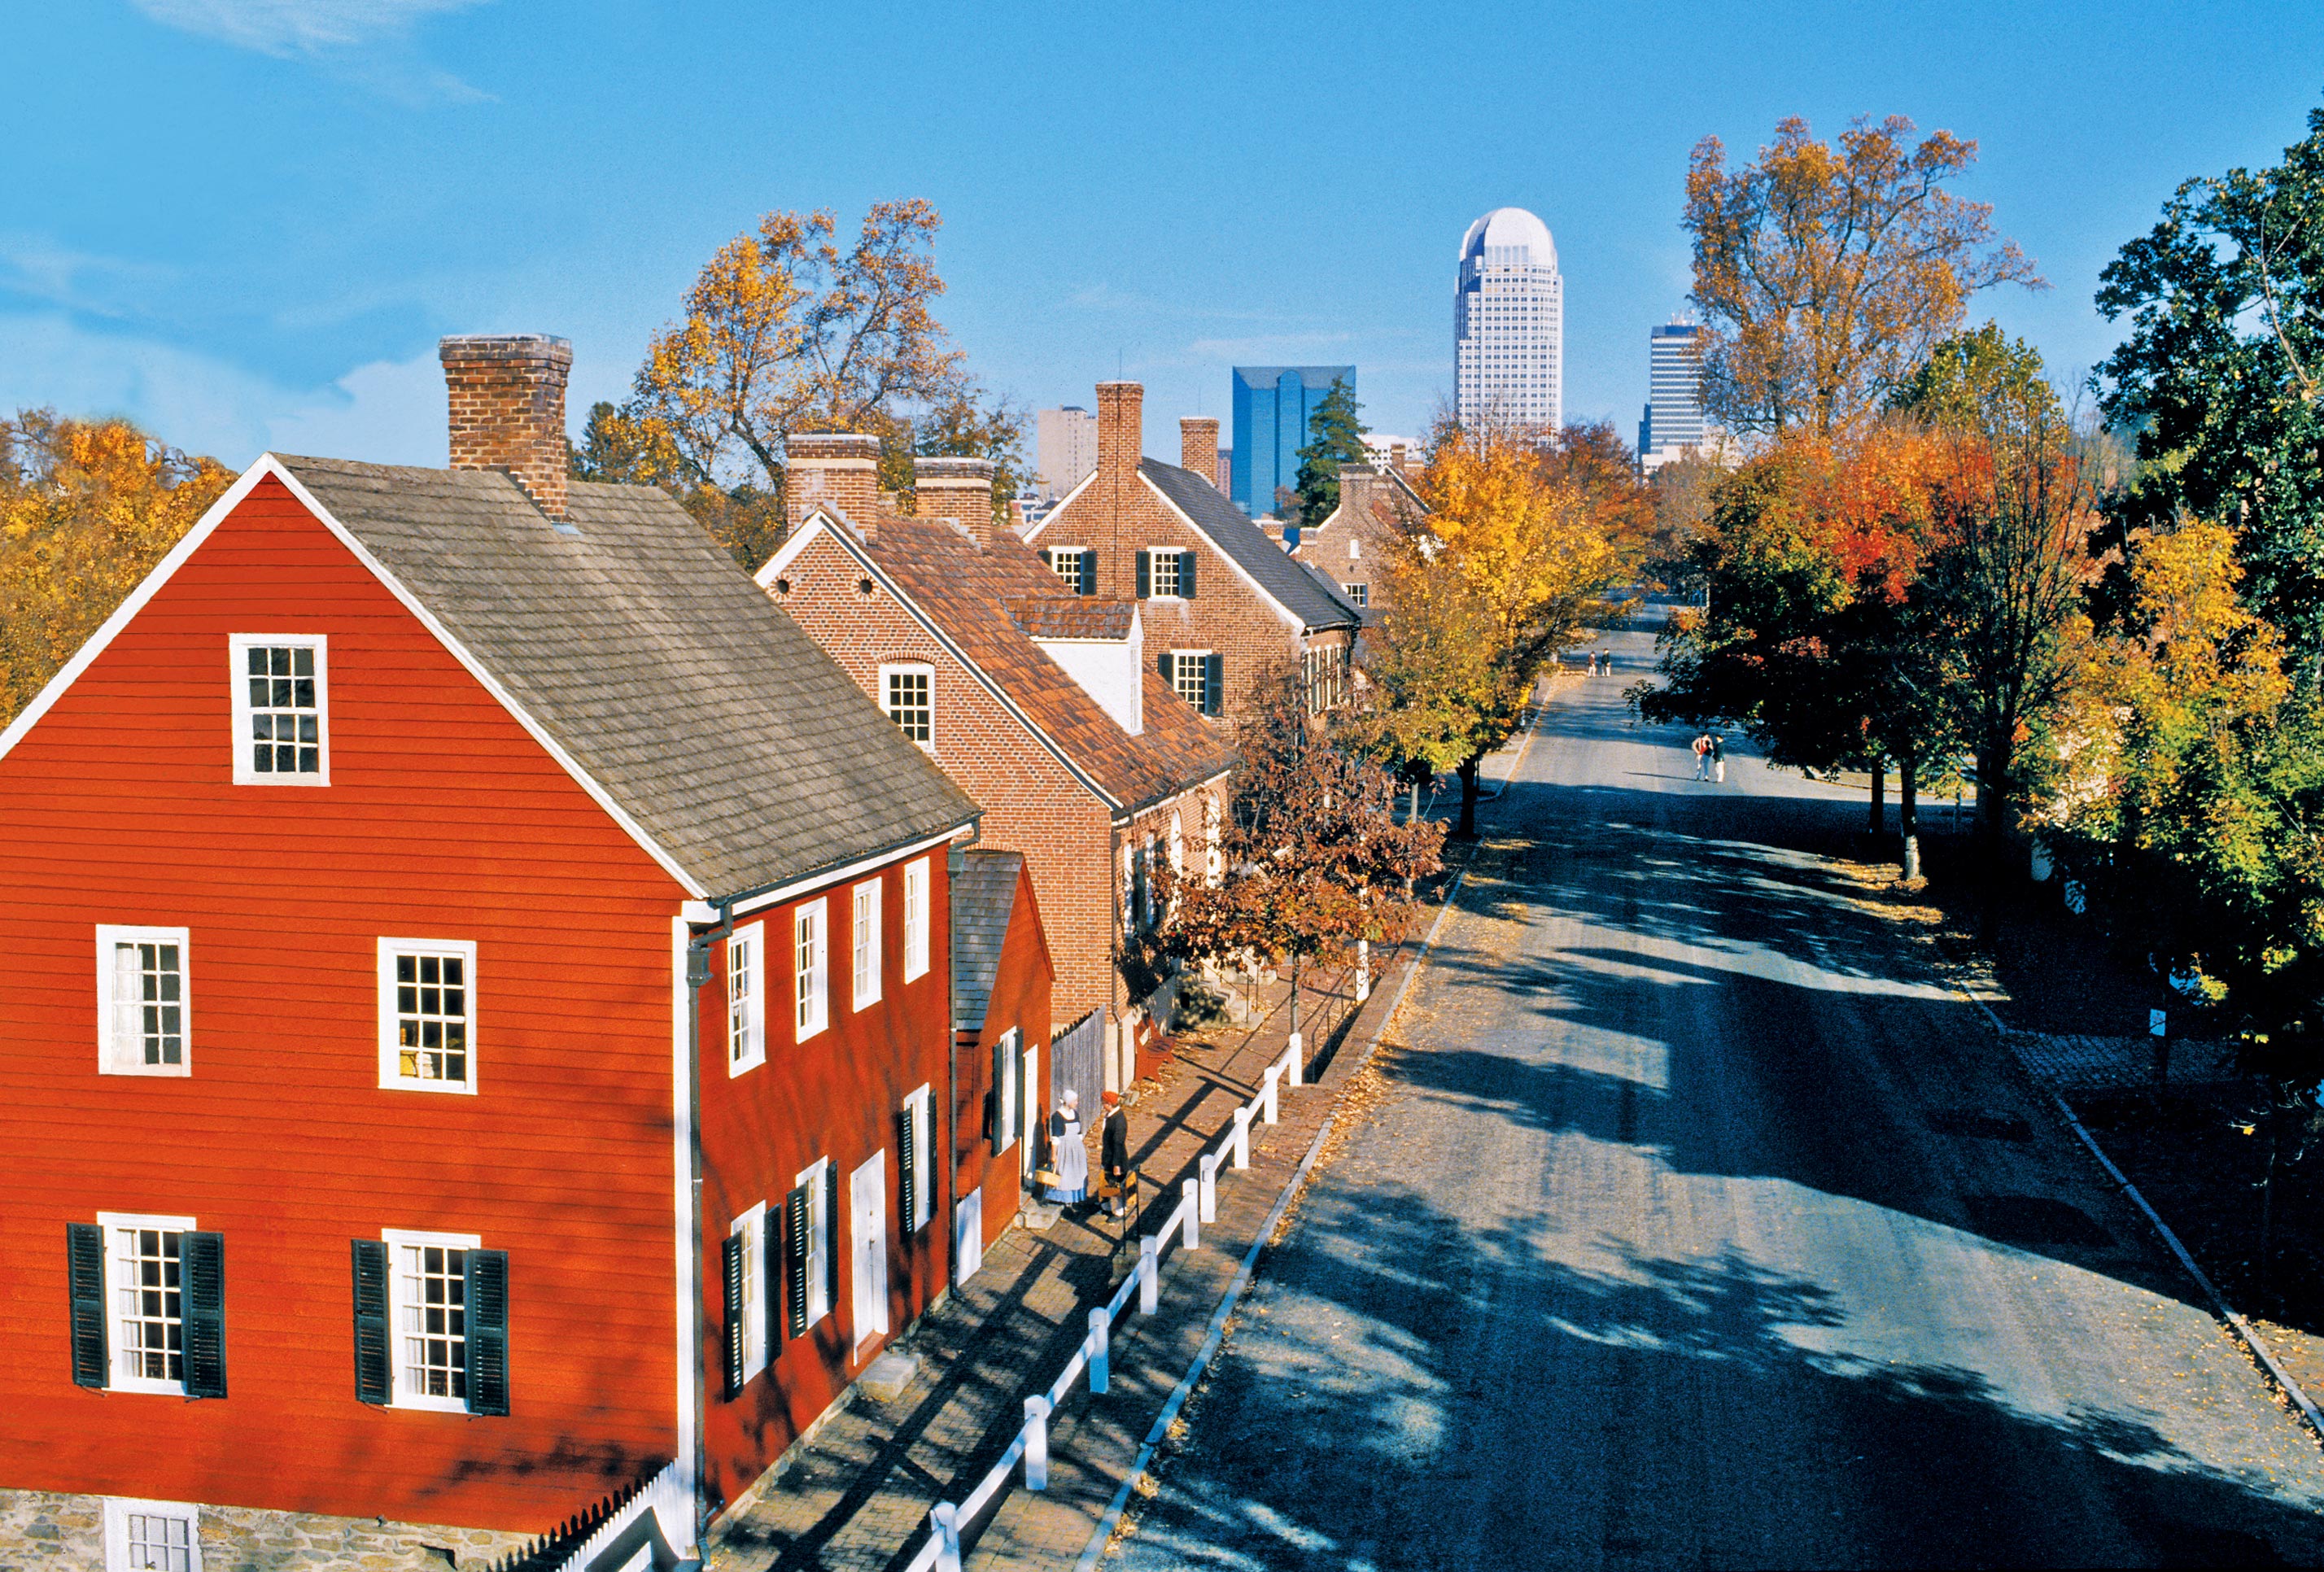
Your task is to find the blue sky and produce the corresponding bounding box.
[5,2,2322,469]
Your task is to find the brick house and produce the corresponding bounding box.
[1023,383,1362,718]
[0,336,1028,1569]
[1294,461,1427,623]
[758,443,1234,1092]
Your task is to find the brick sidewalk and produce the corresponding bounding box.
[703,935,1429,1572]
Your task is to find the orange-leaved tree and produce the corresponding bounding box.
[0,411,232,723]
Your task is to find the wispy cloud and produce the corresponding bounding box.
[129,0,494,101]
[0,234,175,321]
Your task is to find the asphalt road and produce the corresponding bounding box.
[1103,615,2324,1570]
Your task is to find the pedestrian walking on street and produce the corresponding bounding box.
[1710,732,1728,784]
[1693,732,1711,780]
[1043,1089,1087,1206]
[1099,1090,1130,1217]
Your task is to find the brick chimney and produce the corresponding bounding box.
[1178,417,1219,488]
[1095,382,1143,480]
[785,433,883,531]
[912,456,997,544]
[441,334,572,522]
[1337,461,1383,519]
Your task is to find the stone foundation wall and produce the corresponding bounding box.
[0,1488,533,1570]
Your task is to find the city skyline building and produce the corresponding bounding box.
[1454,207,1563,432]
[1034,404,1099,500]
[1230,365,1355,517]
[1638,317,1716,475]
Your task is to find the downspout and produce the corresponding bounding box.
[681,900,734,1544]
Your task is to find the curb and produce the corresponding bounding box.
[1072,869,1471,1570]
[1954,989,2324,1449]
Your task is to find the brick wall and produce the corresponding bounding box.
[440,334,570,521]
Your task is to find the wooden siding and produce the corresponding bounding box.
[698,849,959,1509]
[954,859,1057,1255]
[0,478,686,1532]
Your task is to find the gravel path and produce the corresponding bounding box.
[1103,618,2324,1570]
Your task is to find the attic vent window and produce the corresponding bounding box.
[857,577,876,597]
[774,577,793,596]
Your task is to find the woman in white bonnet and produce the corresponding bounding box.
[1044,1088,1089,1206]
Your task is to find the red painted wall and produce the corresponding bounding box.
[0,478,687,1531]
[952,862,1056,1256]
[695,849,959,1512]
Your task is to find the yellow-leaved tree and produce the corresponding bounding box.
[0,411,232,723]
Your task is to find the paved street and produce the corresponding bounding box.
[1105,614,2324,1569]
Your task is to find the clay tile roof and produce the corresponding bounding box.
[950,849,1024,1034]
[1006,597,1134,641]
[275,456,977,900]
[859,518,1235,814]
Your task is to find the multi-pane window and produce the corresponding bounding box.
[799,1159,832,1326]
[733,1202,769,1379]
[378,940,478,1093]
[98,926,190,1076]
[902,857,930,981]
[1343,582,1370,608]
[1147,548,1182,599]
[795,899,828,1041]
[852,879,883,1010]
[1043,547,1094,594]
[883,664,933,748]
[105,1499,202,1572]
[1169,653,1208,711]
[229,635,326,784]
[728,923,766,1074]
[114,1225,184,1386]
[394,1237,470,1405]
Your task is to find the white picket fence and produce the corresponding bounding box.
[902,1033,1311,1570]
[496,1458,692,1571]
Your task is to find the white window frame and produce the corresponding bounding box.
[104,1496,202,1572]
[1044,545,1091,592]
[994,1026,1020,1154]
[95,924,191,1078]
[1343,582,1370,608]
[376,938,479,1095]
[1169,651,1211,712]
[382,1226,483,1413]
[902,858,930,982]
[904,1085,933,1232]
[880,662,935,752]
[99,1211,197,1396]
[732,1203,769,1381]
[727,922,766,1076]
[850,1151,889,1349]
[797,1158,832,1328]
[794,899,828,1041]
[1146,546,1184,600]
[852,878,884,1011]
[228,633,330,786]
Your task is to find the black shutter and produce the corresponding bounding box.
[1135,549,1151,600]
[1180,549,1197,599]
[823,1164,840,1316]
[182,1231,227,1400]
[1204,653,1225,716]
[464,1249,509,1417]
[1159,649,1174,686]
[764,1207,782,1356]
[352,1239,390,1404]
[1079,550,1097,596]
[68,1223,107,1390]
[898,1106,919,1234]
[720,1234,745,1400]
[784,1186,810,1339]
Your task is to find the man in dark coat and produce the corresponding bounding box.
[1099,1089,1131,1217]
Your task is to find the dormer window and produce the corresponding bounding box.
[230,635,328,785]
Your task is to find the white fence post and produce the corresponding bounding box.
[931,1502,962,1572]
[1199,1152,1217,1223]
[1089,1306,1110,1395]
[1139,1234,1159,1315]
[1286,1033,1304,1088]
[1183,1180,1201,1249]
[1024,1395,1051,1491]
[1262,1064,1280,1125]
[1356,938,1370,1002]
[1233,1107,1251,1169]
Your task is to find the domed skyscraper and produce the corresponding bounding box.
[1454,207,1563,431]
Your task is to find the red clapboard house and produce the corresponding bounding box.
[0,336,998,1568]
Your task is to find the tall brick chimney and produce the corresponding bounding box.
[785,433,883,531]
[1178,417,1219,488]
[1095,382,1143,480]
[441,334,572,522]
[913,456,997,545]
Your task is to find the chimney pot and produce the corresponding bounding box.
[440,334,573,521]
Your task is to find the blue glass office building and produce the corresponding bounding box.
[1230,365,1356,517]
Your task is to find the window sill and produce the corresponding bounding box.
[98,1061,190,1078]
[387,1391,472,1415]
[378,1076,479,1096]
[108,1374,189,1398]
[229,771,333,788]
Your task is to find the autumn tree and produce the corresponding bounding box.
[0,411,231,723]
[1155,660,1444,1055]
[1685,115,2043,439]
[2095,102,2324,669]
[907,382,1032,521]
[1292,378,1367,527]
